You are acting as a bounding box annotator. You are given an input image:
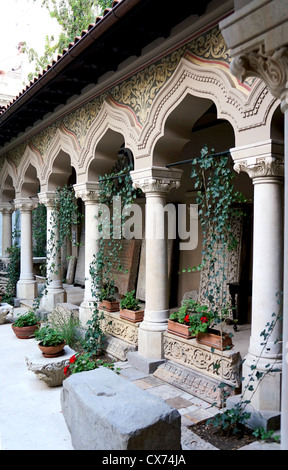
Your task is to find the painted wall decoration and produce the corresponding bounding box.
[0,25,255,169]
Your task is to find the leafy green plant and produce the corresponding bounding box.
[99,280,117,302]
[120,290,141,311]
[13,310,39,327]
[34,324,65,346]
[252,427,280,442]
[48,307,81,348]
[3,217,20,304]
[64,351,117,377]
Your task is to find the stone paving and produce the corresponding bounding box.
[0,309,281,451]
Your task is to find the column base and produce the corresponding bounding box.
[127,351,165,374]
[226,395,280,432]
[40,288,67,312]
[242,353,282,411]
[137,321,166,359]
[79,300,95,327]
[16,280,38,300]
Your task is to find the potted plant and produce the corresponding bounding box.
[98,280,120,312]
[168,299,204,339]
[12,309,40,339]
[34,324,66,357]
[191,308,233,350]
[119,290,144,322]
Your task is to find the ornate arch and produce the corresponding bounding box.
[78,96,141,179]
[41,125,80,189]
[16,144,43,196]
[135,56,278,165]
[0,159,17,198]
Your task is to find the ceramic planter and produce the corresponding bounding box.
[196,328,233,350]
[120,308,144,323]
[167,319,193,339]
[38,341,66,358]
[12,323,40,339]
[99,300,120,312]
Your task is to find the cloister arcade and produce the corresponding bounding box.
[0,2,284,429]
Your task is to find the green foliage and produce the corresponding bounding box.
[83,306,106,356]
[120,290,141,311]
[34,324,65,346]
[207,404,252,437]
[3,219,20,304]
[252,427,280,442]
[99,280,117,302]
[13,310,39,327]
[48,308,81,348]
[188,145,246,316]
[32,203,47,257]
[25,0,113,80]
[64,351,118,377]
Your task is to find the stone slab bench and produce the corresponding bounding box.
[61,367,181,450]
[26,345,75,387]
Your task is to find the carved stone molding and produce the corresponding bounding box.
[163,332,242,388]
[38,192,55,208]
[230,47,288,99]
[73,182,100,203]
[0,203,14,214]
[131,167,182,195]
[234,155,284,180]
[100,311,139,345]
[14,198,38,212]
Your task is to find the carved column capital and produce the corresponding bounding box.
[0,202,14,214]
[234,155,284,180]
[14,197,38,212]
[38,191,55,209]
[73,182,100,203]
[131,167,182,195]
[230,47,288,99]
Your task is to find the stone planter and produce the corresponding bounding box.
[38,341,66,358]
[196,329,233,350]
[99,300,120,312]
[167,319,193,339]
[120,308,144,323]
[12,322,40,339]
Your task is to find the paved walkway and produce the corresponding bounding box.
[0,311,281,451]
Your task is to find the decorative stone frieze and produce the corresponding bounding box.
[100,311,139,345]
[163,332,242,389]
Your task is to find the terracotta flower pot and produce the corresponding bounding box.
[12,323,40,339]
[196,328,233,350]
[38,341,66,358]
[99,300,120,312]
[167,319,193,339]
[120,308,144,323]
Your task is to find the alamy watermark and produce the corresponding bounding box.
[94,196,198,251]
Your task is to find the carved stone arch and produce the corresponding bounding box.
[0,159,17,202]
[41,125,80,190]
[136,57,277,165]
[79,96,140,179]
[16,144,43,197]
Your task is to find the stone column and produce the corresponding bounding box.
[14,198,38,300]
[232,140,284,412]
[0,202,14,257]
[220,3,288,448]
[38,192,67,311]
[74,182,100,326]
[130,167,182,370]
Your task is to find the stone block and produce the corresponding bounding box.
[61,367,181,450]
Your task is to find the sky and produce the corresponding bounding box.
[0,0,61,72]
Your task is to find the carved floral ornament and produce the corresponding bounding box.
[132,177,181,194]
[234,155,284,180]
[230,47,288,99]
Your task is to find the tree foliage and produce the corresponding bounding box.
[24,0,113,81]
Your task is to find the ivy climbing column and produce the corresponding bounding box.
[0,202,14,257]
[233,140,284,413]
[74,182,100,326]
[131,167,182,369]
[38,191,67,311]
[14,198,38,300]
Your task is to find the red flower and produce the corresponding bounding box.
[69,355,76,364]
[64,365,70,377]
[200,316,208,323]
[184,314,190,323]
